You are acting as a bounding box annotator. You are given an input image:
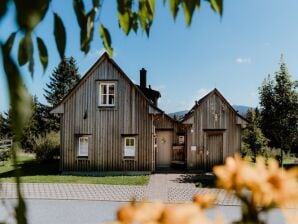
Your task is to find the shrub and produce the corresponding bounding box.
[0,148,10,162]
[33,132,60,162]
[258,147,281,161]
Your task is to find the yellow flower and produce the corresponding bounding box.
[117,201,164,224]
[193,194,216,209]
[214,154,298,209]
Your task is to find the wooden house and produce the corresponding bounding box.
[182,89,247,170]
[51,53,247,173]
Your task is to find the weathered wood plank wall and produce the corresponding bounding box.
[60,58,154,171]
[186,92,242,170]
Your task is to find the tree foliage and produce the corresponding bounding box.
[44,57,80,107]
[242,108,268,160]
[259,56,298,153]
[0,112,11,139]
[44,57,80,131]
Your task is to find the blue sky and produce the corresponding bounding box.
[1,0,298,113]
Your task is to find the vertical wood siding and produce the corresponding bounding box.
[61,58,154,171]
[186,92,242,170]
[154,115,184,145]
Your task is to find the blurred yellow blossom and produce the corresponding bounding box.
[214,154,298,208]
[115,200,223,224]
[193,194,216,209]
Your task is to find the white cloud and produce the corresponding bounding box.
[235,57,251,64]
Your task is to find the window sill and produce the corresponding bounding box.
[97,106,117,111]
[123,157,136,161]
[77,156,89,160]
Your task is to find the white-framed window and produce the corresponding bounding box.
[123,137,136,158]
[78,136,89,157]
[99,82,116,106]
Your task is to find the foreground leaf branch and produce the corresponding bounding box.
[1,42,31,224]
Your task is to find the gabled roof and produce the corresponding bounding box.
[182,88,248,123]
[51,52,164,114]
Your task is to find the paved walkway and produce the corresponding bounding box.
[0,174,239,205]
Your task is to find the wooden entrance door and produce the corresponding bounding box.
[156,130,173,167]
[206,133,223,170]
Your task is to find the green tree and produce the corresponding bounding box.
[20,96,37,151]
[19,95,51,151]
[242,108,268,160]
[43,57,80,131]
[259,56,298,158]
[44,57,80,107]
[0,112,10,139]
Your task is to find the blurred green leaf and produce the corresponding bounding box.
[92,0,100,7]
[181,0,198,26]
[4,32,17,53]
[18,36,29,66]
[1,44,32,139]
[169,0,181,20]
[117,0,132,35]
[37,37,48,72]
[81,9,96,54]
[99,24,113,57]
[131,12,139,33]
[14,0,49,31]
[73,0,86,28]
[74,0,98,54]
[0,0,9,19]
[1,42,31,224]
[29,55,34,76]
[210,0,223,16]
[138,0,155,37]
[54,13,66,59]
[17,33,33,70]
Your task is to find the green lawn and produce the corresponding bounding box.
[0,153,149,185]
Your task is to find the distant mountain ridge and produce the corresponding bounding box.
[168,105,251,119]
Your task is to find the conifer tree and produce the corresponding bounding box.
[259,55,298,157]
[44,57,80,131]
[44,57,80,107]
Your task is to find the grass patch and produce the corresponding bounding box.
[0,153,149,185]
[1,175,149,185]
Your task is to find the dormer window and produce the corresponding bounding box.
[99,82,116,106]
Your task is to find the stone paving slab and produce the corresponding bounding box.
[2,174,295,208]
[0,183,146,201]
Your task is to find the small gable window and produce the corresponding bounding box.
[78,136,89,157]
[99,82,116,106]
[123,137,136,158]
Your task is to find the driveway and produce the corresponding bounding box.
[1,173,296,208]
[0,174,240,205]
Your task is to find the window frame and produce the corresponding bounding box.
[77,136,89,157]
[123,137,136,159]
[98,82,116,107]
